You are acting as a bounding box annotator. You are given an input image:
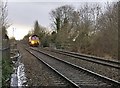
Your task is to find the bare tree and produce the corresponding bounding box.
[34,20,40,35]
[0,1,9,39]
[90,2,118,59]
[71,3,102,52]
[49,2,118,59]
[49,5,75,48]
[50,5,74,32]
[33,20,46,40]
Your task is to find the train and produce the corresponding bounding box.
[29,35,40,47]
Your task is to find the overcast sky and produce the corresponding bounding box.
[6,0,117,40]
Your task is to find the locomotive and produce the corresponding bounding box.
[29,35,40,47]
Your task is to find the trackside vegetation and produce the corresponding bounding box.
[0,1,13,87]
[2,49,12,87]
[24,2,119,60]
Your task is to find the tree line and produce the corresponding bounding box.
[24,2,119,59]
[49,2,119,59]
[0,1,9,39]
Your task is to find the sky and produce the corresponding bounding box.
[6,0,117,40]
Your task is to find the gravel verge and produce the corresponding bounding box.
[17,42,70,87]
[40,48,120,82]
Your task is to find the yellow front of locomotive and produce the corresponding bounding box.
[29,35,40,47]
[31,40,40,46]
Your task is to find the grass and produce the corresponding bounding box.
[2,49,13,87]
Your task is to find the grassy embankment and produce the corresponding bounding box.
[2,41,13,87]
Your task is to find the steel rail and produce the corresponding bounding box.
[25,48,80,88]
[47,49,120,69]
[30,47,120,87]
[57,49,120,64]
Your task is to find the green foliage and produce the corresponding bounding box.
[50,31,57,43]
[42,39,49,47]
[34,20,40,36]
[41,34,50,47]
[49,2,118,59]
[2,26,7,39]
[23,20,46,44]
[1,2,12,87]
[50,5,74,32]
[33,20,46,40]
[55,42,62,49]
[2,50,12,87]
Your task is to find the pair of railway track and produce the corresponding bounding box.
[25,47,120,88]
[45,48,120,69]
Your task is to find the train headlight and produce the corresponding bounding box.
[31,41,35,44]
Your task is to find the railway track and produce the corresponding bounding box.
[26,47,120,88]
[40,48,120,82]
[45,48,120,69]
[25,48,79,88]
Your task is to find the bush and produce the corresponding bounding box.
[2,49,12,87]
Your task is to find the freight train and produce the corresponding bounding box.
[29,35,40,47]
